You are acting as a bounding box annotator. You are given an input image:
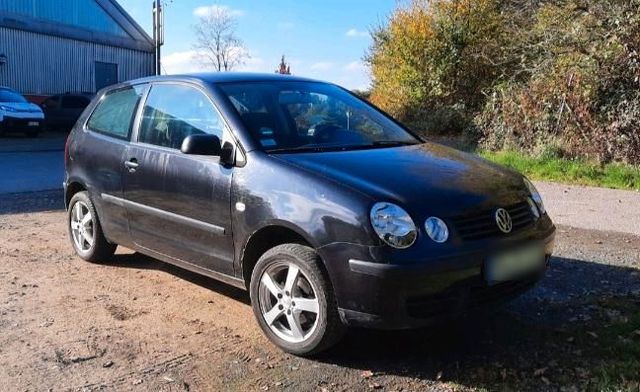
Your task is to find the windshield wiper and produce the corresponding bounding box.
[371,140,420,146]
[267,145,334,153]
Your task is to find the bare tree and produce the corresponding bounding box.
[192,7,248,71]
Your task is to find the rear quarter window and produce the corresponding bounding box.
[86,86,144,139]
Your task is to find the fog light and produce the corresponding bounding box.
[425,217,449,243]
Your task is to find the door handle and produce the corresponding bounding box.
[124,159,139,171]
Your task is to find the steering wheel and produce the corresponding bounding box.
[309,122,342,144]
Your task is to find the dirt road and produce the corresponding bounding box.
[1,202,639,391]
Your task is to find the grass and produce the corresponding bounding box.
[588,297,640,391]
[480,150,640,191]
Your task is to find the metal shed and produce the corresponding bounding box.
[0,0,154,100]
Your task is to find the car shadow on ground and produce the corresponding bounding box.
[314,256,640,390]
[0,189,64,214]
[101,252,251,306]
[102,250,640,390]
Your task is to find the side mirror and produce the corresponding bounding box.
[181,134,222,156]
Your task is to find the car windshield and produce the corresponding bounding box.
[0,89,27,103]
[218,81,420,153]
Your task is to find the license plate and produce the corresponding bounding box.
[28,121,39,127]
[485,244,545,284]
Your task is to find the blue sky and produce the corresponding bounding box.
[118,1,398,90]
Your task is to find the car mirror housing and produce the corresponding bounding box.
[181,134,222,156]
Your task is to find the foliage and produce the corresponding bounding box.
[366,0,506,134]
[481,150,640,190]
[367,0,640,164]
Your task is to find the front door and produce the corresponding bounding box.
[122,83,235,275]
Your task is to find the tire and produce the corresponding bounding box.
[68,191,116,262]
[250,243,346,357]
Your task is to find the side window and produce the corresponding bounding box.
[139,84,225,150]
[62,96,90,109]
[87,86,144,139]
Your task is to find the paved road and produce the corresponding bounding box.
[0,134,65,194]
[0,151,64,194]
[536,181,640,236]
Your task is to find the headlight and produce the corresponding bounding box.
[523,177,545,215]
[424,217,449,243]
[0,105,16,112]
[370,202,417,249]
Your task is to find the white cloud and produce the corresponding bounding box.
[345,28,368,38]
[236,55,266,72]
[161,52,372,91]
[309,61,334,71]
[162,50,207,74]
[193,4,245,18]
[344,61,366,73]
[162,48,260,74]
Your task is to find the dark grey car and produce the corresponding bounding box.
[64,73,555,356]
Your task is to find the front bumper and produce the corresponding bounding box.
[319,222,556,329]
[1,116,43,132]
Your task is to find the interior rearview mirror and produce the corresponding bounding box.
[181,134,222,156]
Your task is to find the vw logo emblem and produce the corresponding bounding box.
[495,208,513,233]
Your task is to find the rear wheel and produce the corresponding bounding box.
[250,243,345,356]
[68,191,116,262]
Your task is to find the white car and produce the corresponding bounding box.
[0,87,44,137]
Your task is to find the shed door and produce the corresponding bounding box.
[95,62,118,91]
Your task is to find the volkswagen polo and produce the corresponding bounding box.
[64,73,555,356]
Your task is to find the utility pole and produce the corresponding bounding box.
[152,0,164,75]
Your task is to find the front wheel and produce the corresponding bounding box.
[250,244,345,356]
[68,191,116,262]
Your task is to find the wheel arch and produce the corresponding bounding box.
[65,180,87,209]
[240,223,322,290]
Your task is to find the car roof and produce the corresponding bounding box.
[114,72,326,90]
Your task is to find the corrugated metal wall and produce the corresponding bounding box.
[0,0,129,37]
[0,27,154,95]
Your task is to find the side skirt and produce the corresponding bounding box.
[129,244,247,290]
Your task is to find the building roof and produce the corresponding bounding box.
[0,0,154,52]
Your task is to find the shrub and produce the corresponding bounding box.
[368,0,640,164]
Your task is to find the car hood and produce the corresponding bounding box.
[0,101,42,113]
[273,142,528,217]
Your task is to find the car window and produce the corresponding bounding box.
[62,96,90,109]
[219,82,418,152]
[0,89,27,103]
[139,84,225,150]
[86,86,145,139]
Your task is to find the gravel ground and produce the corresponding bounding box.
[0,190,639,391]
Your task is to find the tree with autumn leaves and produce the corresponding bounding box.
[366,0,640,164]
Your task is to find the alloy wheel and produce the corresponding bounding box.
[258,261,320,343]
[70,201,95,252]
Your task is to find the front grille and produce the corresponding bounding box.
[451,201,534,241]
[406,278,536,319]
